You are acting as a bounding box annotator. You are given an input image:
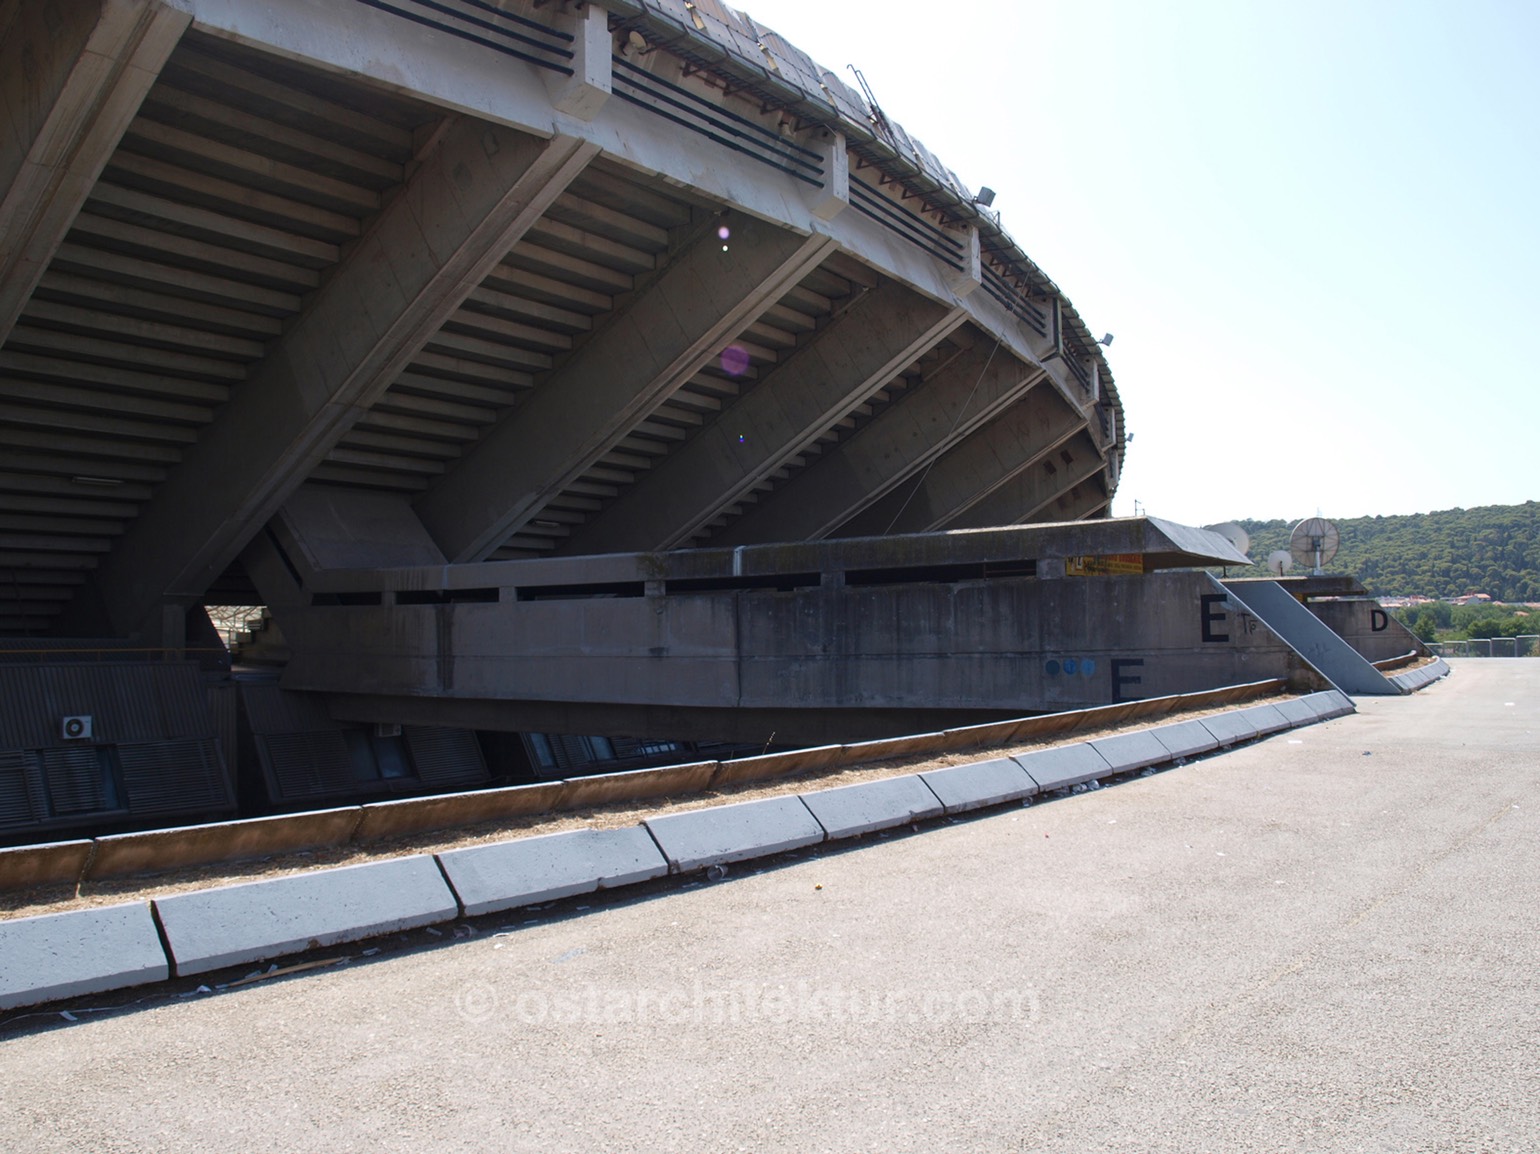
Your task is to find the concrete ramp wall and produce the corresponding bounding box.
[1222,581,1399,696]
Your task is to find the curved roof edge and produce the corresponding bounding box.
[602,0,1127,488]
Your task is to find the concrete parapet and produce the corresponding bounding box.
[87,808,364,881]
[797,775,943,839]
[152,855,458,976]
[1147,719,1220,761]
[559,762,718,810]
[0,902,168,1010]
[644,796,824,873]
[0,840,93,893]
[437,827,668,917]
[353,782,567,843]
[1014,744,1115,792]
[919,757,1037,813]
[710,745,844,788]
[1087,730,1173,775]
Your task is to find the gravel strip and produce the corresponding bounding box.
[0,696,1297,920]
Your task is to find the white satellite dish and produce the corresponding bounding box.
[1203,522,1251,560]
[1288,517,1340,576]
[1267,549,1294,577]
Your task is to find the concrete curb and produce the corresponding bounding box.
[797,775,944,839]
[152,854,459,977]
[0,692,1366,1011]
[1304,689,1355,720]
[1148,719,1221,761]
[1387,657,1450,694]
[1015,744,1115,792]
[0,840,93,893]
[559,761,719,810]
[354,781,567,843]
[87,808,364,882]
[919,757,1038,813]
[437,827,668,917]
[1087,730,1172,775]
[0,902,168,1011]
[644,795,826,873]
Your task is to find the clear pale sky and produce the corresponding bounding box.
[746,0,1540,526]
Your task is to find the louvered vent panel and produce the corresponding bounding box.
[403,727,488,787]
[118,740,233,817]
[40,747,108,815]
[257,731,357,800]
[0,750,45,829]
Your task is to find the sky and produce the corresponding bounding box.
[744,0,1540,526]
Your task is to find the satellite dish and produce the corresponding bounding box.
[1267,549,1293,577]
[1288,517,1340,575]
[1203,522,1251,560]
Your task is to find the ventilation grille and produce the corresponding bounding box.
[118,739,233,817]
[403,726,488,787]
[0,750,47,829]
[40,746,109,815]
[257,731,358,801]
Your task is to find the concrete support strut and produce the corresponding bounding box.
[558,282,967,554]
[0,0,190,346]
[415,219,839,563]
[713,346,1046,545]
[79,122,599,637]
[836,385,1087,538]
[948,428,1105,529]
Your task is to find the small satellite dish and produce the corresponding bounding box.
[1203,522,1251,560]
[1267,549,1293,577]
[1288,517,1340,575]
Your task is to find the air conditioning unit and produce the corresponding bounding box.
[373,722,402,738]
[61,715,93,741]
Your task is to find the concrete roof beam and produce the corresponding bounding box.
[554,282,968,554]
[72,120,599,638]
[834,386,1089,538]
[0,0,191,346]
[711,344,1047,545]
[942,429,1106,530]
[413,218,839,562]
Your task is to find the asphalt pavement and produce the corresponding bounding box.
[0,659,1534,1153]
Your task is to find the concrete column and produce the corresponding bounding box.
[544,2,611,121]
[945,226,981,299]
[942,429,1104,529]
[711,347,1045,546]
[0,0,190,346]
[806,130,848,221]
[415,220,839,563]
[75,122,599,638]
[554,284,966,555]
[834,385,1087,537]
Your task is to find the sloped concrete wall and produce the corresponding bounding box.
[1309,598,1427,663]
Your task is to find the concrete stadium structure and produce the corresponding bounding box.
[0,0,1420,840]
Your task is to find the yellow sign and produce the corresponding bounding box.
[1066,553,1144,576]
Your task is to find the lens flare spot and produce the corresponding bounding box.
[717,225,731,240]
[719,344,750,377]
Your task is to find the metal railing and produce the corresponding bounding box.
[1428,636,1540,657]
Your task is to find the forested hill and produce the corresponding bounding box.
[1221,502,1540,601]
